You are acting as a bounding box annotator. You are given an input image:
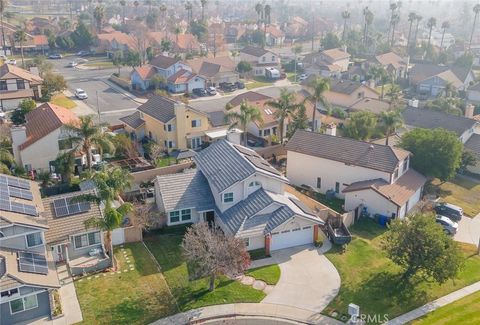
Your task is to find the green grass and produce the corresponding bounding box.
[375,83,394,96]
[432,176,480,217]
[74,243,177,325]
[50,93,77,109]
[323,218,480,324]
[144,232,266,311]
[245,265,281,285]
[83,60,115,69]
[286,72,297,83]
[155,156,176,167]
[411,290,480,325]
[248,248,268,260]
[314,192,345,213]
[246,77,274,90]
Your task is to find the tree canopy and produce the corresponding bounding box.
[70,21,93,48]
[11,99,35,125]
[343,111,378,141]
[321,32,341,50]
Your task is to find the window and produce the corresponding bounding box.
[10,295,38,314]
[73,232,100,249]
[191,119,201,127]
[262,56,266,62]
[258,130,262,137]
[357,91,364,99]
[26,232,43,248]
[167,141,175,148]
[302,226,312,230]
[403,158,409,172]
[316,177,321,189]
[169,211,180,223]
[335,182,340,193]
[271,56,275,61]
[263,129,271,136]
[16,79,25,90]
[0,80,6,90]
[249,181,261,188]
[243,238,249,247]
[1,288,19,298]
[167,124,175,132]
[58,138,72,150]
[181,209,191,221]
[223,192,234,203]
[191,137,202,149]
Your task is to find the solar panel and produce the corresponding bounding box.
[7,187,34,201]
[6,177,30,190]
[7,202,37,216]
[17,252,48,275]
[245,155,282,176]
[53,198,91,217]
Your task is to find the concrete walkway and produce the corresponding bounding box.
[386,281,480,324]
[151,303,344,325]
[261,242,341,313]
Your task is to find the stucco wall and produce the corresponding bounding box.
[0,291,50,325]
[344,188,399,218]
[20,128,62,171]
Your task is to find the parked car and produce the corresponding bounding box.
[192,88,207,97]
[235,81,245,89]
[76,50,91,57]
[75,88,88,100]
[5,59,16,65]
[298,73,308,81]
[48,53,62,59]
[207,86,217,96]
[67,61,78,68]
[220,82,237,92]
[435,215,458,235]
[434,203,463,221]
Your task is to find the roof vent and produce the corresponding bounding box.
[369,145,374,150]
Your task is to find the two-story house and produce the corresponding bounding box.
[239,46,280,77]
[373,51,408,80]
[285,130,426,219]
[0,64,43,111]
[303,47,351,78]
[154,139,324,254]
[0,175,60,325]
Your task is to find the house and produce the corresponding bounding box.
[149,55,189,80]
[186,57,239,86]
[224,24,247,44]
[239,46,280,77]
[373,52,407,79]
[408,63,474,98]
[0,64,43,111]
[467,82,480,103]
[302,48,351,78]
[130,65,157,91]
[148,31,202,54]
[155,140,325,253]
[42,191,110,276]
[121,95,234,151]
[0,21,50,53]
[348,97,391,115]
[167,69,206,94]
[285,130,426,219]
[95,31,138,55]
[10,103,83,173]
[0,175,60,325]
[265,25,285,47]
[401,108,478,144]
[465,134,480,174]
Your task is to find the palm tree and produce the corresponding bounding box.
[0,0,9,56]
[341,9,350,41]
[36,171,51,190]
[469,4,480,50]
[54,151,75,184]
[65,115,114,170]
[380,110,403,146]
[362,7,374,46]
[263,4,271,48]
[265,89,301,143]
[292,45,302,82]
[440,21,450,50]
[225,101,263,146]
[174,27,181,47]
[13,29,26,68]
[93,5,105,33]
[308,77,330,132]
[201,0,207,22]
[185,1,193,27]
[159,4,167,31]
[370,65,390,99]
[407,12,416,49]
[133,0,140,17]
[386,84,402,109]
[427,17,437,48]
[390,13,400,46]
[413,15,422,51]
[120,0,126,25]
[388,2,398,41]
[255,2,264,25]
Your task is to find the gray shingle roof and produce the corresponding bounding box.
[465,133,480,157]
[149,55,180,69]
[119,111,145,129]
[240,46,270,57]
[155,169,215,212]
[137,95,177,123]
[286,130,406,173]
[402,108,477,137]
[208,110,227,127]
[227,91,272,107]
[329,79,364,95]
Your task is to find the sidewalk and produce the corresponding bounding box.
[151,303,344,325]
[386,281,480,324]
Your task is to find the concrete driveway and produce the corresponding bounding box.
[260,242,340,313]
[454,213,480,247]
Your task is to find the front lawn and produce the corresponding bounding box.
[431,176,480,217]
[144,232,266,311]
[323,218,480,323]
[50,93,77,109]
[245,265,281,285]
[75,243,177,325]
[246,77,274,90]
[411,290,480,325]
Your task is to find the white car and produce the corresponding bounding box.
[5,59,16,65]
[75,88,88,100]
[435,215,458,235]
[67,61,78,68]
[298,73,308,81]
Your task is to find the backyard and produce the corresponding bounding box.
[144,227,266,312]
[74,243,177,325]
[431,176,480,217]
[323,218,480,324]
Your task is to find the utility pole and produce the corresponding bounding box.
[96,91,101,124]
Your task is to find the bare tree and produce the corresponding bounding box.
[131,202,163,231]
[182,223,250,291]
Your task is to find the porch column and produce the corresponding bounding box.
[313,225,319,242]
[264,234,271,257]
[64,243,70,263]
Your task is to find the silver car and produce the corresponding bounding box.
[435,215,458,235]
[75,88,88,100]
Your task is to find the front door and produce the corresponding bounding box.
[52,245,64,262]
[205,211,215,227]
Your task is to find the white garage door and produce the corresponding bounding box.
[270,226,313,251]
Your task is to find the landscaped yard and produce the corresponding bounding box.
[245,265,281,285]
[246,76,274,90]
[74,243,177,325]
[144,229,266,312]
[155,156,177,167]
[50,93,77,109]
[411,290,480,325]
[431,176,480,217]
[323,218,480,323]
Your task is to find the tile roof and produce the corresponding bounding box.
[402,108,477,137]
[119,111,145,129]
[187,56,236,77]
[322,48,351,61]
[155,169,215,212]
[286,130,408,173]
[241,46,270,57]
[150,55,181,69]
[0,64,43,84]
[348,97,390,114]
[0,88,34,100]
[32,34,48,46]
[266,25,285,38]
[343,169,426,207]
[375,52,405,70]
[167,69,199,84]
[465,133,480,157]
[42,191,102,245]
[97,31,138,51]
[329,79,366,95]
[136,95,177,123]
[19,102,79,150]
[132,64,157,80]
[227,91,272,107]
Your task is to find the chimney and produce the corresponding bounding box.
[465,104,475,119]
[174,102,187,150]
[325,123,336,136]
[10,126,27,166]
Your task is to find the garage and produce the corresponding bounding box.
[270,226,313,251]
